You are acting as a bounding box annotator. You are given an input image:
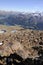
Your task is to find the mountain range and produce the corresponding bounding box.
[0,11,43,30]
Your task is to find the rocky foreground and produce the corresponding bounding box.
[0,26,43,65]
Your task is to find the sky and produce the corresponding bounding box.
[0,0,43,12]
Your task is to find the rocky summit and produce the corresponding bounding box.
[0,25,43,65]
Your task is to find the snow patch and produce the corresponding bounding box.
[0,43,3,45]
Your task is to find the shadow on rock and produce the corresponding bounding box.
[0,53,43,65]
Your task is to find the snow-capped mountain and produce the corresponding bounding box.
[0,11,43,30]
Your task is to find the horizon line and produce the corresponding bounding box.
[0,10,43,13]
